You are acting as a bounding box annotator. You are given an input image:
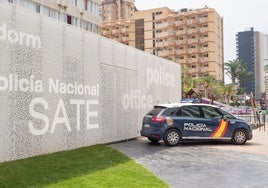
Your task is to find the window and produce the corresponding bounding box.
[202,106,222,118]
[179,106,201,117]
[43,6,59,19]
[20,0,40,13]
[146,107,165,116]
[6,0,16,4]
[219,109,236,119]
[92,24,98,33]
[179,27,183,30]
[162,108,178,116]
[80,0,86,9]
[156,30,162,33]
[80,19,92,31]
[156,11,162,15]
[66,15,78,26]
[70,0,77,6]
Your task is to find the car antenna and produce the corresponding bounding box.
[167,99,171,104]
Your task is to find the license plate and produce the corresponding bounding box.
[144,124,150,128]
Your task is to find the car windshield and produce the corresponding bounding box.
[146,106,166,116]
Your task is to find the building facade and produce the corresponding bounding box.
[101,3,224,81]
[265,65,268,103]
[3,0,102,33]
[236,28,268,99]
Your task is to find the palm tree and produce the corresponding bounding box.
[221,84,237,105]
[181,66,197,93]
[224,59,243,84]
[197,75,216,99]
[182,75,196,93]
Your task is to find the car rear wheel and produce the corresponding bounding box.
[232,129,247,145]
[148,137,159,144]
[163,129,180,146]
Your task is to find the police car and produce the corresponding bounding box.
[141,103,253,146]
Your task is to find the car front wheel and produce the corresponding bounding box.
[232,129,247,145]
[163,129,180,146]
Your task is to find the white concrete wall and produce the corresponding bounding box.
[0,2,181,162]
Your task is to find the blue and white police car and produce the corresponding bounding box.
[141,103,253,146]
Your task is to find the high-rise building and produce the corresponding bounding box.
[236,28,268,98]
[102,0,135,22]
[100,2,224,81]
[265,65,268,101]
[3,0,102,33]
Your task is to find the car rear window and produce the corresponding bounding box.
[162,107,178,116]
[147,106,166,116]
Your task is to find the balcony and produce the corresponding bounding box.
[187,29,192,34]
[159,23,169,29]
[168,30,175,36]
[187,39,192,44]
[197,18,206,23]
[112,29,117,34]
[199,57,209,63]
[158,41,169,47]
[187,58,192,63]
[198,38,205,43]
[199,28,206,33]
[158,32,168,38]
[158,51,168,57]
[175,40,184,46]
[199,48,205,53]
[186,19,193,25]
[174,21,180,26]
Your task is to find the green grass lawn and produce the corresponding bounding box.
[0,145,169,188]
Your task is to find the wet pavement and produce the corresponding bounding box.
[110,130,268,188]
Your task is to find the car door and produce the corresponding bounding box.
[200,106,228,138]
[178,105,208,138]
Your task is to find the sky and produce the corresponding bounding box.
[135,0,268,83]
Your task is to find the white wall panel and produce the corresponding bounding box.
[0,1,181,162]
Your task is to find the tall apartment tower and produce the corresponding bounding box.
[102,0,135,22]
[101,4,224,81]
[236,28,268,99]
[4,0,101,33]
